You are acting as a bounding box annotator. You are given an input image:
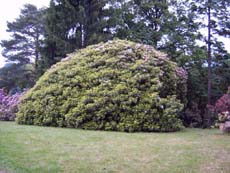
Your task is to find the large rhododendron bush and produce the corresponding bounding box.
[17,40,186,132]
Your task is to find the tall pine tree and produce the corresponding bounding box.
[0,4,46,90]
[40,0,111,72]
[182,0,230,126]
[0,4,45,70]
[192,0,230,104]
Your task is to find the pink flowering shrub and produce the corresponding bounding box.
[210,87,230,123]
[176,67,188,81]
[0,89,23,121]
[215,87,230,114]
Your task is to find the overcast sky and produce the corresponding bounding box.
[0,0,49,67]
[0,1,229,68]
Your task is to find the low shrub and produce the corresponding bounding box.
[0,89,23,121]
[208,87,230,129]
[218,111,230,123]
[17,40,185,132]
[215,87,230,115]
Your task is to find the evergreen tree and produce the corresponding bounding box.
[108,0,200,60]
[192,0,230,104]
[132,0,170,46]
[160,0,201,62]
[0,4,45,71]
[181,0,230,126]
[40,0,111,72]
[0,63,35,92]
[109,0,171,47]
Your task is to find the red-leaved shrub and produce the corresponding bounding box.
[215,87,230,114]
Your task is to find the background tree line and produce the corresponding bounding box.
[1,0,230,127]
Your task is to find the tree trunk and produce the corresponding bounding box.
[205,0,212,128]
[35,31,39,71]
[207,0,212,105]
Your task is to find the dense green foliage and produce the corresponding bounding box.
[0,63,35,92]
[40,0,111,72]
[40,0,200,72]
[17,40,184,132]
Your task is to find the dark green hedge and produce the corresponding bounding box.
[17,40,184,132]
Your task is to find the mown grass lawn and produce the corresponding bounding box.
[0,121,229,173]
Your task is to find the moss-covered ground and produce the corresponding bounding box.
[0,121,229,173]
